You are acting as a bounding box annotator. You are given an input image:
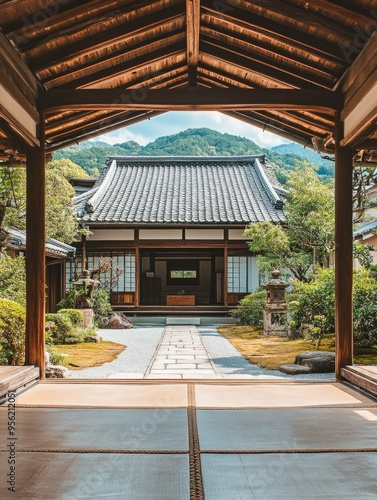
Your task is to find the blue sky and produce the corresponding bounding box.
[92,111,291,148]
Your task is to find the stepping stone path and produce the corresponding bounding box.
[146,325,218,378]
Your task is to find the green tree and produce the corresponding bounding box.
[244,166,335,282]
[0,255,26,306]
[0,159,85,249]
[0,167,26,254]
[47,158,89,181]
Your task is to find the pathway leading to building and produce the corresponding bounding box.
[146,325,218,379]
[69,323,334,380]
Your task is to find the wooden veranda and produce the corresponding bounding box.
[0,1,377,380]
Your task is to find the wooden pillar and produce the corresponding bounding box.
[134,247,140,307]
[335,113,353,380]
[223,246,228,307]
[25,113,46,379]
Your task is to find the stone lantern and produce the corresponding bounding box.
[263,268,289,336]
[72,269,100,327]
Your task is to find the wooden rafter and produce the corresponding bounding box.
[40,88,342,112]
[201,2,348,63]
[186,0,200,87]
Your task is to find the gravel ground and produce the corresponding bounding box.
[200,326,335,380]
[68,324,335,380]
[69,327,164,379]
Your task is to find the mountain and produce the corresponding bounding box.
[53,127,334,184]
[271,143,334,180]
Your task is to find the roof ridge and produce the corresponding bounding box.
[107,155,267,162]
[254,158,285,210]
[85,159,118,213]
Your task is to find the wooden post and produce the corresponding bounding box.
[223,246,228,307]
[25,113,46,379]
[335,113,353,380]
[134,247,139,307]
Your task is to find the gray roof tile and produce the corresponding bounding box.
[75,156,286,225]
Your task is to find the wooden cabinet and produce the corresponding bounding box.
[166,294,195,306]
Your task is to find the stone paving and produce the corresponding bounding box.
[146,325,218,379]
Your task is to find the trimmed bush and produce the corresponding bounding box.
[45,313,75,344]
[230,291,267,326]
[0,256,26,307]
[289,267,377,348]
[0,298,25,365]
[58,309,84,326]
[46,346,68,366]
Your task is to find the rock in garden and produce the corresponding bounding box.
[279,364,311,375]
[98,312,133,329]
[45,365,70,378]
[295,351,335,373]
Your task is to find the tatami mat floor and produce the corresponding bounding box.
[0,381,376,499]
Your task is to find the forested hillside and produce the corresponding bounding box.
[53,128,334,184]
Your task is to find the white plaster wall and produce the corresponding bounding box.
[88,229,134,240]
[139,229,182,240]
[228,229,248,240]
[185,229,224,239]
[0,84,37,138]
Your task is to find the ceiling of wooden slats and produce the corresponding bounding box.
[0,0,376,157]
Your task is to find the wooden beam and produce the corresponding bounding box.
[201,39,328,89]
[25,112,46,379]
[50,43,186,90]
[40,88,342,112]
[45,111,164,152]
[334,112,353,380]
[224,110,314,147]
[29,4,183,72]
[0,31,39,110]
[202,2,347,64]
[186,0,200,87]
[340,33,377,112]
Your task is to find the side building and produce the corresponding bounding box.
[70,156,286,312]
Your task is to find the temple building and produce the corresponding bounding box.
[70,155,286,312]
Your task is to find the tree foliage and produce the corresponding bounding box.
[0,298,25,365]
[0,159,85,252]
[0,255,26,306]
[289,267,377,347]
[244,166,334,281]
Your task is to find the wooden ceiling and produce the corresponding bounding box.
[0,0,377,161]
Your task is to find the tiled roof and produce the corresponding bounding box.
[354,219,377,238]
[7,227,75,257]
[75,156,286,225]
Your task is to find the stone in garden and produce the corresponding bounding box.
[279,364,311,375]
[98,312,133,329]
[45,365,70,378]
[295,351,335,373]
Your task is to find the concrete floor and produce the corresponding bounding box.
[0,381,376,499]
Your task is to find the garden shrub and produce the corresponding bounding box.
[289,267,377,348]
[58,308,84,326]
[45,313,75,344]
[353,268,377,347]
[0,298,25,365]
[57,288,112,324]
[0,255,26,307]
[230,291,267,326]
[46,346,68,366]
[289,268,335,336]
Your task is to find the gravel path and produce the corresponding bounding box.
[199,326,335,380]
[69,324,335,380]
[69,327,164,379]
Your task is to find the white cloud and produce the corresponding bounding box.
[89,111,291,148]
